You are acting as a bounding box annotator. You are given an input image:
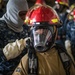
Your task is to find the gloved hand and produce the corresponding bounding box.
[3,37,31,60]
[65,40,74,63]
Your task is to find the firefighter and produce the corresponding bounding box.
[54,0,69,14]
[65,4,75,62]
[0,0,29,59]
[54,0,69,47]
[0,0,29,75]
[3,0,75,75]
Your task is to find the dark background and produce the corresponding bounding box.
[4,0,75,7]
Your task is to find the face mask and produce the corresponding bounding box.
[32,27,53,52]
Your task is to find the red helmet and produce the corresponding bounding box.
[24,0,62,52]
[73,9,75,21]
[55,0,69,7]
[24,0,61,27]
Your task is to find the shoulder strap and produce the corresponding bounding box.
[28,49,38,75]
[55,44,72,75]
[26,39,38,75]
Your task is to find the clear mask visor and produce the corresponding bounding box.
[33,28,52,51]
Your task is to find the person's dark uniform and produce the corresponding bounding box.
[66,20,75,60]
[54,0,69,47]
[57,12,69,46]
[65,4,75,61]
[0,0,29,75]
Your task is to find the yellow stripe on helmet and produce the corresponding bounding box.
[51,19,58,23]
[59,2,68,7]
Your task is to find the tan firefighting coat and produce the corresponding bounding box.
[3,38,75,75]
[3,38,28,60]
[12,47,75,75]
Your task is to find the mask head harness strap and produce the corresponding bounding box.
[26,39,38,75]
